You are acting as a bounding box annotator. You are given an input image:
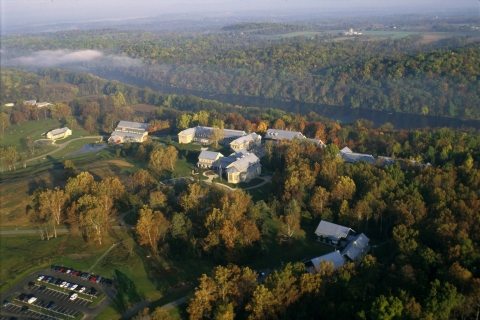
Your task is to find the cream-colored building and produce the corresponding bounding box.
[178,126,247,145]
[225,151,261,184]
[46,127,72,140]
[198,151,224,169]
[109,121,149,143]
[230,133,261,152]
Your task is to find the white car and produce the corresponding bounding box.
[60,282,67,288]
[78,287,86,293]
[27,297,37,304]
[71,284,78,290]
[37,276,44,281]
[69,293,78,301]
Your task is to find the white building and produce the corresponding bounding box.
[46,127,72,140]
[178,126,247,145]
[109,121,149,143]
[314,220,355,246]
[198,151,224,169]
[36,102,52,108]
[230,133,262,152]
[225,151,261,184]
[264,129,325,147]
[24,100,36,106]
[337,147,376,164]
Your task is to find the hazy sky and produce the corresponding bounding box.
[1,0,477,28]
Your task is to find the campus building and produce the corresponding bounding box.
[108,121,149,143]
[178,126,247,145]
[46,127,72,140]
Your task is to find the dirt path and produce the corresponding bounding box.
[27,135,104,162]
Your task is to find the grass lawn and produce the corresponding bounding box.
[0,232,123,294]
[211,177,264,189]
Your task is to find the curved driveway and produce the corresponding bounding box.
[28,136,104,163]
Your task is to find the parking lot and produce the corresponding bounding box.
[0,267,117,320]
[2,302,60,319]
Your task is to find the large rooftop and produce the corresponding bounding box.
[314,220,354,241]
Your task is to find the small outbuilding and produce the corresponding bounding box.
[46,127,72,140]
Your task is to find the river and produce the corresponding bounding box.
[92,69,480,130]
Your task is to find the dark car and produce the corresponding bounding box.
[46,301,55,310]
[39,285,46,291]
[55,279,63,285]
[20,306,28,314]
[87,287,97,295]
[17,293,26,301]
[104,279,113,286]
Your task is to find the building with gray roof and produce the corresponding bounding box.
[305,250,345,273]
[109,121,149,143]
[338,146,375,164]
[230,133,261,152]
[264,129,325,147]
[178,126,246,145]
[342,233,370,263]
[314,220,355,246]
[198,151,224,169]
[46,127,72,140]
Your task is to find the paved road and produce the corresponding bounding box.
[27,136,104,163]
[0,269,117,320]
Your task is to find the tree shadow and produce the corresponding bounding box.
[111,269,144,314]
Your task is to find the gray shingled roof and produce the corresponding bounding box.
[48,127,70,136]
[265,129,305,141]
[198,151,223,161]
[341,233,370,262]
[226,152,259,172]
[117,121,149,130]
[309,251,345,271]
[109,131,144,140]
[314,220,353,240]
[231,133,260,145]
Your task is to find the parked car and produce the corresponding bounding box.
[48,277,55,283]
[27,297,37,304]
[58,267,65,273]
[95,276,103,284]
[45,276,52,282]
[65,269,72,274]
[60,282,67,288]
[87,287,97,295]
[55,279,63,285]
[39,285,46,291]
[72,271,79,277]
[20,306,28,314]
[46,302,55,310]
[2,301,10,307]
[89,276,97,283]
[78,286,86,293]
[37,275,44,281]
[51,266,58,271]
[69,293,78,301]
[17,294,27,301]
[71,284,78,290]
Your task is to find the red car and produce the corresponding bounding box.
[58,267,65,273]
[89,276,97,283]
[72,271,79,277]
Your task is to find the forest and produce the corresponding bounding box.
[2,22,479,119]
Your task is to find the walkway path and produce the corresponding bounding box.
[27,135,104,162]
[202,172,271,192]
[87,240,123,272]
[120,296,189,319]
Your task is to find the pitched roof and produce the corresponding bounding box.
[309,251,345,271]
[109,131,145,140]
[198,151,223,161]
[305,138,324,145]
[314,220,353,240]
[265,129,305,141]
[340,146,353,154]
[48,127,70,136]
[116,121,148,130]
[342,233,370,262]
[179,128,196,136]
[231,133,260,146]
[226,152,260,172]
